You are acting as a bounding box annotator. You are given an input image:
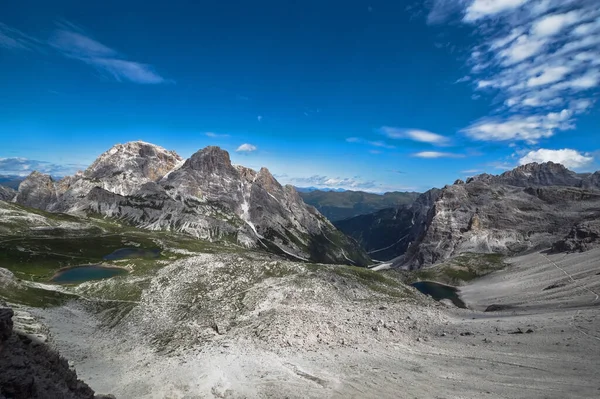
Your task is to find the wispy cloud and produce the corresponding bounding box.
[464,0,530,22]
[288,175,377,191]
[519,148,594,169]
[462,110,573,143]
[413,151,465,159]
[0,157,86,177]
[345,137,395,149]
[430,0,600,143]
[0,23,43,51]
[286,174,415,193]
[461,169,483,174]
[1,21,169,84]
[48,25,169,84]
[205,132,230,138]
[380,126,449,145]
[257,115,263,122]
[236,143,257,153]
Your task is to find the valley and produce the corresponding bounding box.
[3,2,600,397]
[1,142,599,398]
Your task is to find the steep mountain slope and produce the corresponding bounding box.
[335,189,440,261]
[0,185,15,201]
[299,190,420,222]
[12,142,369,266]
[337,162,600,268]
[0,175,25,190]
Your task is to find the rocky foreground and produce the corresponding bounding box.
[0,304,113,399]
[21,248,600,399]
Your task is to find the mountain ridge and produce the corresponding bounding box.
[336,162,600,267]
[10,141,369,266]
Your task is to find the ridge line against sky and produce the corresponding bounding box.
[0,0,599,192]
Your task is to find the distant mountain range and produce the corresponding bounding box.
[299,190,420,222]
[4,141,369,266]
[0,175,25,190]
[294,187,347,193]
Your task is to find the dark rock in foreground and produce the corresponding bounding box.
[0,304,112,399]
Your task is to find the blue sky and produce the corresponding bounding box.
[1,0,599,192]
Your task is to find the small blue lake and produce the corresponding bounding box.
[411,281,467,309]
[103,247,161,261]
[51,265,127,284]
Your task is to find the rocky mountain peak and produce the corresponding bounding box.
[236,165,258,183]
[85,141,182,182]
[493,162,580,187]
[11,141,370,266]
[13,171,57,210]
[255,167,282,192]
[184,146,236,175]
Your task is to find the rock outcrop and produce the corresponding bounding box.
[12,171,58,210]
[0,304,110,399]
[0,185,15,201]
[337,162,600,268]
[13,142,369,266]
[552,220,600,253]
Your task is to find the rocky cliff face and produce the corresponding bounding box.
[398,165,600,268]
[13,142,369,266]
[335,189,440,261]
[0,304,110,399]
[478,162,582,187]
[552,220,600,253]
[337,162,600,268]
[0,185,15,201]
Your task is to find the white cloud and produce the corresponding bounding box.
[205,132,229,138]
[0,158,86,177]
[380,126,449,145]
[500,34,546,64]
[427,0,470,24]
[289,175,379,191]
[368,141,395,149]
[532,11,580,37]
[49,29,116,57]
[413,151,465,159]
[0,23,42,51]
[527,66,571,87]
[569,71,600,89]
[519,148,594,169]
[464,0,530,22]
[345,137,395,149]
[435,0,600,143]
[82,58,167,84]
[49,27,169,84]
[463,110,573,143]
[236,143,257,153]
[1,21,169,84]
